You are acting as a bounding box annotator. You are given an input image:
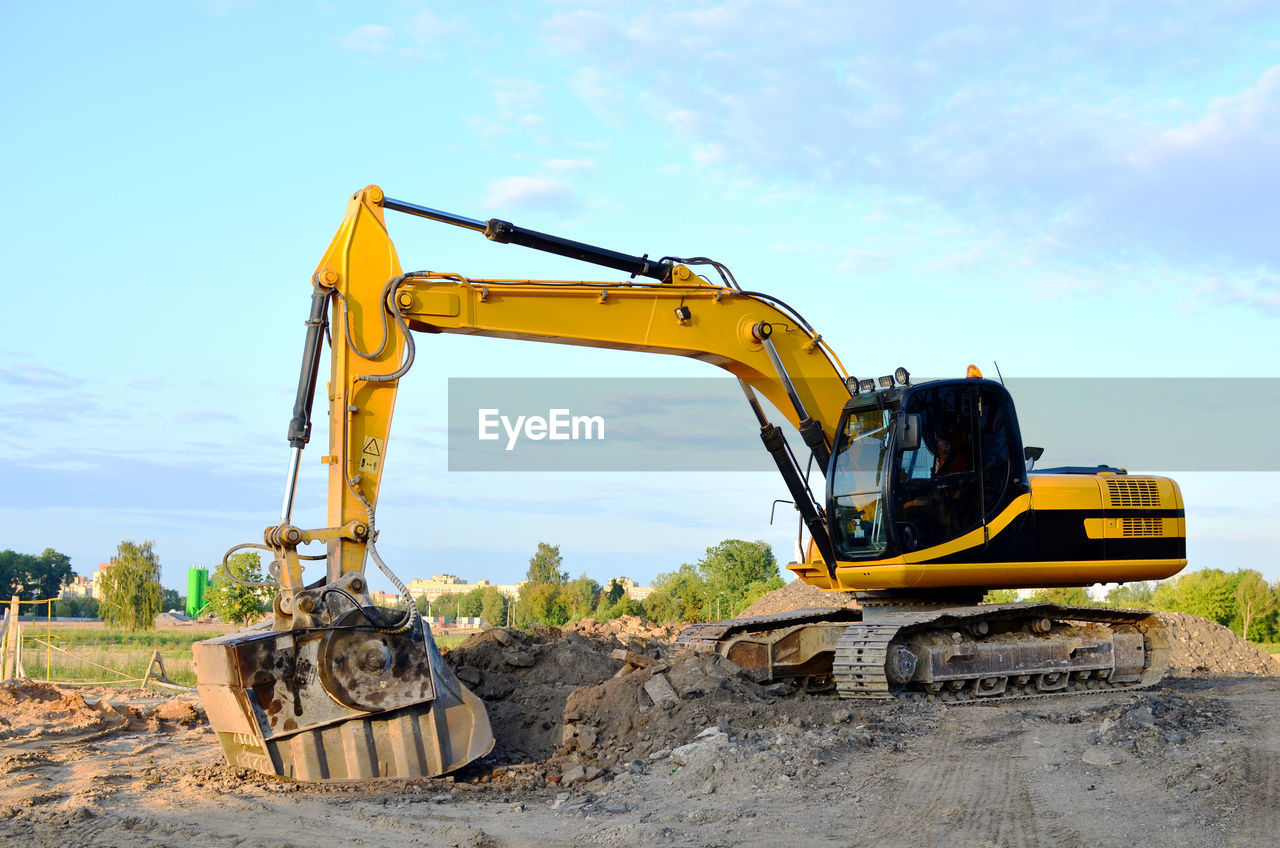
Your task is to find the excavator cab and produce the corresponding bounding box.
[827,378,1028,561]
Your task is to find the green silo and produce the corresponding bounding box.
[187,567,209,618]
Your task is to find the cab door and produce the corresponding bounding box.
[891,384,982,553]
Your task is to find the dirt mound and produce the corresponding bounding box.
[740,579,859,617]
[0,681,126,741]
[559,615,682,643]
[557,652,769,770]
[1157,612,1279,676]
[444,626,658,764]
[553,648,944,789]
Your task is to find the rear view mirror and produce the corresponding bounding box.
[1024,446,1044,462]
[895,413,921,451]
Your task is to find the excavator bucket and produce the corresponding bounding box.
[194,609,493,782]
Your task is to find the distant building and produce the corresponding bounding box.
[406,574,524,604]
[90,562,116,600]
[405,574,470,604]
[614,576,654,602]
[59,575,93,599]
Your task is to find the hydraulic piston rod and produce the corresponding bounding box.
[382,195,674,282]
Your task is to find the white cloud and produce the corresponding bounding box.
[176,409,240,425]
[339,24,398,55]
[0,362,81,389]
[570,67,625,121]
[492,79,545,112]
[545,158,595,173]
[484,176,580,215]
[1187,270,1280,316]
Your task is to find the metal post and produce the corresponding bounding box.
[2,596,17,680]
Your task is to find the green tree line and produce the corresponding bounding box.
[423,539,783,628]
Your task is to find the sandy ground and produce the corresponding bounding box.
[0,671,1276,848]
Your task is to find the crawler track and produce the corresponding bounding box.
[677,603,1170,704]
[833,603,1170,702]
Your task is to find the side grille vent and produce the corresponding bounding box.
[1106,478,1162,508]
[1121,517,1163,537]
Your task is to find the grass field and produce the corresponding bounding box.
[12,624,235,687]
[6,622,473,688]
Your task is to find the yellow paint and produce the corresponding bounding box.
[305,185,1186,594]
[312,186,849,582]
[800,556,1186,591]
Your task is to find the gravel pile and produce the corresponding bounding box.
[739,579,859,618]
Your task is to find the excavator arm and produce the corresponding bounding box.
[295,186,853,596]
[193,185,857,782]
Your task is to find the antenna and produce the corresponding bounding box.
[993,360,1005,386]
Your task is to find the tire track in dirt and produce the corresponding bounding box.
[859,713,1070,847]
[1228,740,1279,847]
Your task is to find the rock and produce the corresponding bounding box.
[643,673,680,708]
[502,648,537,668]
[610,649,655,668]
[1082,747,1129,766]
[488,627,516,647]
[1128,705,1156,727]
[671,730,730,769]
[455,666,482,686]
[577,726,598,751]
[561,765,603,787]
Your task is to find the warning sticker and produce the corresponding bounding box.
[358,436,384,475]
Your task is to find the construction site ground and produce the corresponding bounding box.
[1,604,1276,848]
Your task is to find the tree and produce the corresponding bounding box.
[564,573,601,620]
[1028,587,1095,606]
[982,589,1021,604]
[648,563,708,623]
[99,540,163,631]
[696,540,779,616]
[420,592,464,619]
[1105,581,1156,609]
[1233,570,1277,641]
[0,548,74,600]
[161,588,185,612]
[1152,568,1237,624]
[517,581,568,626]
[79,596,100,619]
[205,552,272,626]
[594,594,644,622]
[480,588,508,627]
[526,542,567,586]
[455,587,486,618]
[603,578,627,608]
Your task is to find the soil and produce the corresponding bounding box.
[739,580,860,617]
[1,611,1276,848]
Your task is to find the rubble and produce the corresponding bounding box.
[1157,612,1279,675]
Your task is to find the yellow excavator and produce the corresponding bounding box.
[193,186,1187,782]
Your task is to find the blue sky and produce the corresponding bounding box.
[2,2,1277,593]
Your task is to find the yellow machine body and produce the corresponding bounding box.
[195,185,1188,780]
